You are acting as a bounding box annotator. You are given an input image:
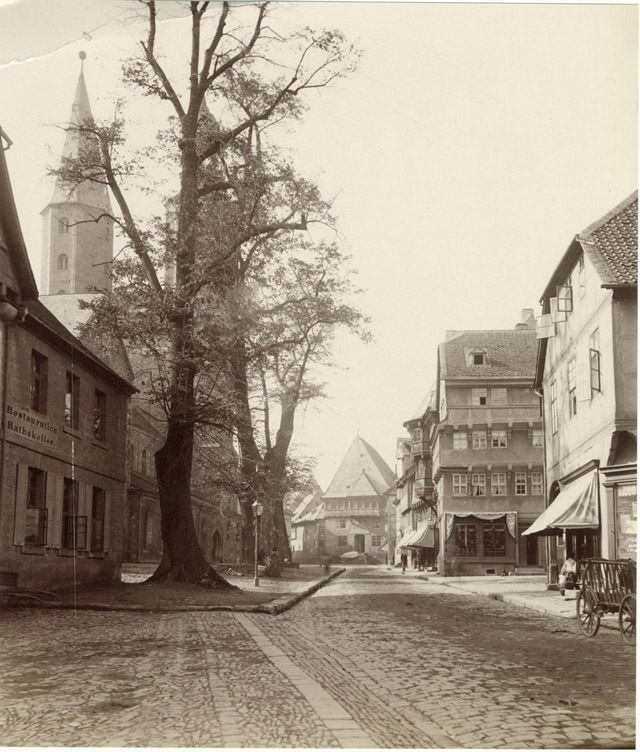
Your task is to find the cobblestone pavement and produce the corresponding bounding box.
[0,567,635,748]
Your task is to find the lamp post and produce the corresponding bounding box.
[252,499,263,586]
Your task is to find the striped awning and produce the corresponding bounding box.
[523,471,599,536]
[400,522,434,549]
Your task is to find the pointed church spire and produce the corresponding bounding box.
[49,52,111,212]
[40,53,113,295]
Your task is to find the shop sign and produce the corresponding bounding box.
[4,404,59,448]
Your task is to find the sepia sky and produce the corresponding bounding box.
[0,0,637,488]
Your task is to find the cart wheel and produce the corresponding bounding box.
[577,587,601,637]
[619,594,635,644]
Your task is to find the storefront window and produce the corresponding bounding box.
[455,523,476,556]
[483,522,506,556]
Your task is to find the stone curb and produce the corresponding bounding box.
[0,569,346,615]
[442,582,619,632]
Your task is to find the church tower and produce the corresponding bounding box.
[40,52,113,295]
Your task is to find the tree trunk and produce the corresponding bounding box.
[151,419,236,589]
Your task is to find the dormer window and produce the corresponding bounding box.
[467,348,489,366]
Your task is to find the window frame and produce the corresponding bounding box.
[454,523,477,556]
[568,358,577,417]
[491,430,507,448]
[472,431,487,449]
[25,467,47,546]
[62,477,86,550]
[590,328,601,395]
[64,371,80,430]
[452,473,468,496]
[93,389,107,442]
[471,473,486,496]
[90,486,106,553]
[557,281,573,313]
[531,472,543,496]
[491,473,507,496]
[515,471,527,496]
[30,350,48,414]
[453,431,468,450]
[483,522,506,557]
[471,388,487,406]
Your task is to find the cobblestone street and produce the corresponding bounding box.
[0,567,635,748]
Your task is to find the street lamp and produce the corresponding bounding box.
[252,499,263,586]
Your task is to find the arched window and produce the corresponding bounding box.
[59,218,69,234]
[57,254,68,271]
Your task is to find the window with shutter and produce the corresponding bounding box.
[13,464,28,546]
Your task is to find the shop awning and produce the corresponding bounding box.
[523,471,599,536]
[397,528,416,548]
[400,523,434,549]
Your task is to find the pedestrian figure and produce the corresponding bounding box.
[400,551,407,574]
[559,552,577,595]
[322,555,330,574]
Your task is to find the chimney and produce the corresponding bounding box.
[515,308,536,330]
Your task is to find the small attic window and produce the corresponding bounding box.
[467,348,489,366]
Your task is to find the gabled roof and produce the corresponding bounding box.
[536,191,638,388]
[25,299,136,395]
[323,435,396,499]
[541,191,638,301]
[40,293,134,383]
[404,384,436,424]
[291,491,324,524]
[0,136,38,302]
[578,190,637,288]
[439,329,537,380]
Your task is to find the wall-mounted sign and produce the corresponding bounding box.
[4,404,59,448]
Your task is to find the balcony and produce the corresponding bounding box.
[415,477,434,500]
[446,405,540,426]
[411,440,431,457]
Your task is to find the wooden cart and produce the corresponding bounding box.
[576,558,636,643]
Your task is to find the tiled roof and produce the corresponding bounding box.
[323,435,395,499]
[578,191,638,287]
[291,492,324,524]
[439,329,537,379]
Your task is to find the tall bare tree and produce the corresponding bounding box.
[54,0,361,585]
